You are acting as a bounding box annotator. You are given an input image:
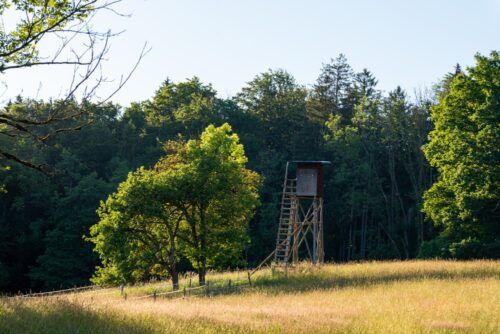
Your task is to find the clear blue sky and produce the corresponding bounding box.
[2,0,499,107]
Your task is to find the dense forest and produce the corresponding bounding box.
[1,51,498,293]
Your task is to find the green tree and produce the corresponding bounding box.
[163,123,261,285]
[29,173,109,290]
[89,167,184,289]
[325,95,386,260]
[423,51,500,258]
[235,69,308,154]
[0,97,133,292]
[143,78,222,139]
[89,123,260,287]
[308,54,354,125]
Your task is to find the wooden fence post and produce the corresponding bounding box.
[228,279,232,290]
[153,291,157,302]
[120,284,124,296]
[189,278,192,288]
[247,271,252,286]
[183,287,186,298]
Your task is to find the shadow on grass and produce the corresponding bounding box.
[251,265,500,294]
[0,299,156,334]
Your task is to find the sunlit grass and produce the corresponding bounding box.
[1,260,499,333]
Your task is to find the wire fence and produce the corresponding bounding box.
[3,285,114,299]
[2,271,254,302]
[126,277,252,301]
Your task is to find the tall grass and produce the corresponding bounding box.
[1,260,499,333]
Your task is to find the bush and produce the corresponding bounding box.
[419,236,500,260]
[484,239,500,259]
[449,237,500,260]
[449,238,487,259]
[417,238,450,259]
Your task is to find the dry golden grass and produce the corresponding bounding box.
[1,260,499,333]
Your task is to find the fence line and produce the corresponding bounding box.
[128,277,252,301]
[3,271,255,302]
[5,285,103,299]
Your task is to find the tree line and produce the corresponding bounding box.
[0,52,498,293]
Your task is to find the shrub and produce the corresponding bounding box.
[417,238,450,259]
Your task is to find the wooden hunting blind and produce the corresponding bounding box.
[273,161,331,266]
[295,161,326,197]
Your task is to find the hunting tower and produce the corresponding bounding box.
[274,161,330,265]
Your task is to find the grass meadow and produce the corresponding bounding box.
[0,260,499,333]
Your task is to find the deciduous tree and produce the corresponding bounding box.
[422,51,500,258]
[161,123,260,285]
[89,167,183,289]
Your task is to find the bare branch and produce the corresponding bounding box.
[0,150,51,175]
[2,60,94,71]
[0,0,147,175]
[97,42,151,105]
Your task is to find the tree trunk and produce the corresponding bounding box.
[167,227,179,290]
[198,264,206,286]
[171,268,179,290]
[339,225,345,262]
[198,207,208,286]
[360,207,367,260]
[347,223,353,261]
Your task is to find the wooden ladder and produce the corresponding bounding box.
[274,163,296,264]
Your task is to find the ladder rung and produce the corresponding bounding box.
[275,174,296,264]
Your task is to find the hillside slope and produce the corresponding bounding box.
[1,261,499,333]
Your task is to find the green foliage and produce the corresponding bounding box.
[449,237,486,259]
[0,98,137,292]
[235,69,309,154]
[423,51,500,258]
[143,77,222,138]
[173,123,261,273]
[234,70,314,262]
[0,166,8,193]
[89,167,181,285]
[0,0,95,70]
[89,123,260,286]
[2,52,498,293]
[324,64,432,260]
[308,54,354,124]
[29,173,110,289]
[446,238,500,260]
[417,238,450,259]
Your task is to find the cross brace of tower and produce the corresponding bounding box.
[273,161,326,266]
